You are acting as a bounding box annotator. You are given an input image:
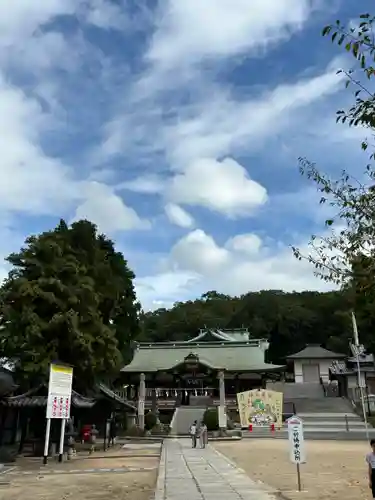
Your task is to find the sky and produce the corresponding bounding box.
[0,0,371,310]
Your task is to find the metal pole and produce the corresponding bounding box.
[58,419,65,462]
[296,463,302,492]
[352,312,369,439]
[43,418,51,465]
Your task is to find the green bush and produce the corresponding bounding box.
[203,408,219,431]
[150,423,170,435]
[144,411,158,431]
[126,425,145,437]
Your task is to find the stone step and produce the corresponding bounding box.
[297,412,358,418]
[303,421,366,429]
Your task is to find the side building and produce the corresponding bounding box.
[119,328,285,426]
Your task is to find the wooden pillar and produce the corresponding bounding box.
[138,373,146,431]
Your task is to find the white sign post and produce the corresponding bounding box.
[287,416,306,492]
[218,406,227,429]
[43,363,73,465]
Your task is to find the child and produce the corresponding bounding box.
[89,424,98,454]
[366,439,375,497]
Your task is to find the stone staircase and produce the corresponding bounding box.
[266,381,325,399]
[294,397,353,413]
[169,407,206,436]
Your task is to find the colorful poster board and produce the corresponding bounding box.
[236,389,283,428]
[46,363,73,419]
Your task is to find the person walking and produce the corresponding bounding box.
[199,422,208,448]
[189,420,197,448]
[366,439,375,497]
[89,424,98,454]
[109,418,118,447]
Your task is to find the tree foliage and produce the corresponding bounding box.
[0,219,140,390]
[293,13,375,284]
[292,12,375,350]
[140,290,353,363]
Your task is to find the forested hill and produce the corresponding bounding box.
[139,290,353,364]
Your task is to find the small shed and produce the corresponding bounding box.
[286,345,346,384]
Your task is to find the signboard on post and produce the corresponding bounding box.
[287,415,305,491]
[287,416,306,464]
[46,363,73,419]
[43,363,73,465]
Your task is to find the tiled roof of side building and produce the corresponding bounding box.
[287,344,346,360]
[121,343,285,373]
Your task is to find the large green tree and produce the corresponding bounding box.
[0,219,140,390]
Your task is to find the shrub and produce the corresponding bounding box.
[126,425,144,437]
[203,408,219,431]
[150,423,170,435]
[144,411,158,431]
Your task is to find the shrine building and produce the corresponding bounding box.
[120,328,285,426]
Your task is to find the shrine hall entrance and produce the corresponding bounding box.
[173,353,214,406]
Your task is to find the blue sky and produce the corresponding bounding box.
[0,0,371,309]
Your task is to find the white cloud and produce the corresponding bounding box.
[170,229,231,276]
[169,157,267,217]
[136,270,200,310]
[119,174,165,194]
[73,182,151,234]
[163,67,343,168]
[80,0,129,30]
[138,228,334,308]
[0,78,79,215]
[147,0,318,69]
[0,1,150,238]
[226,234,262,255]
[165,203,195,228]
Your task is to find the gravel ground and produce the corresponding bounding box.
[213,438,372,500]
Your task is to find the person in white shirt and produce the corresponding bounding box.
[189,420,197,448]
[366,439,375,497]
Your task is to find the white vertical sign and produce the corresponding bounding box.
[287,416,306,464]
[218,406,227,428]
[46,364,73,419]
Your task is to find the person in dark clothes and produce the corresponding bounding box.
[109,418,118,447]
[366,439,375,497]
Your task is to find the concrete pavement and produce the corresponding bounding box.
[154,438,278,500]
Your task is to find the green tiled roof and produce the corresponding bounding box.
[121,343,284,373]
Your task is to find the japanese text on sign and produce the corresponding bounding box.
[287,416,306,464]
[46,364,73,419]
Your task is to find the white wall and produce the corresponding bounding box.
[293,359,337,383]
[294,360,303,383]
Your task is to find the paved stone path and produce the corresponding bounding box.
[154,439,279,500]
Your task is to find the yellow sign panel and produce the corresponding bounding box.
[51,364,73,375]
[236,389,283,428]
